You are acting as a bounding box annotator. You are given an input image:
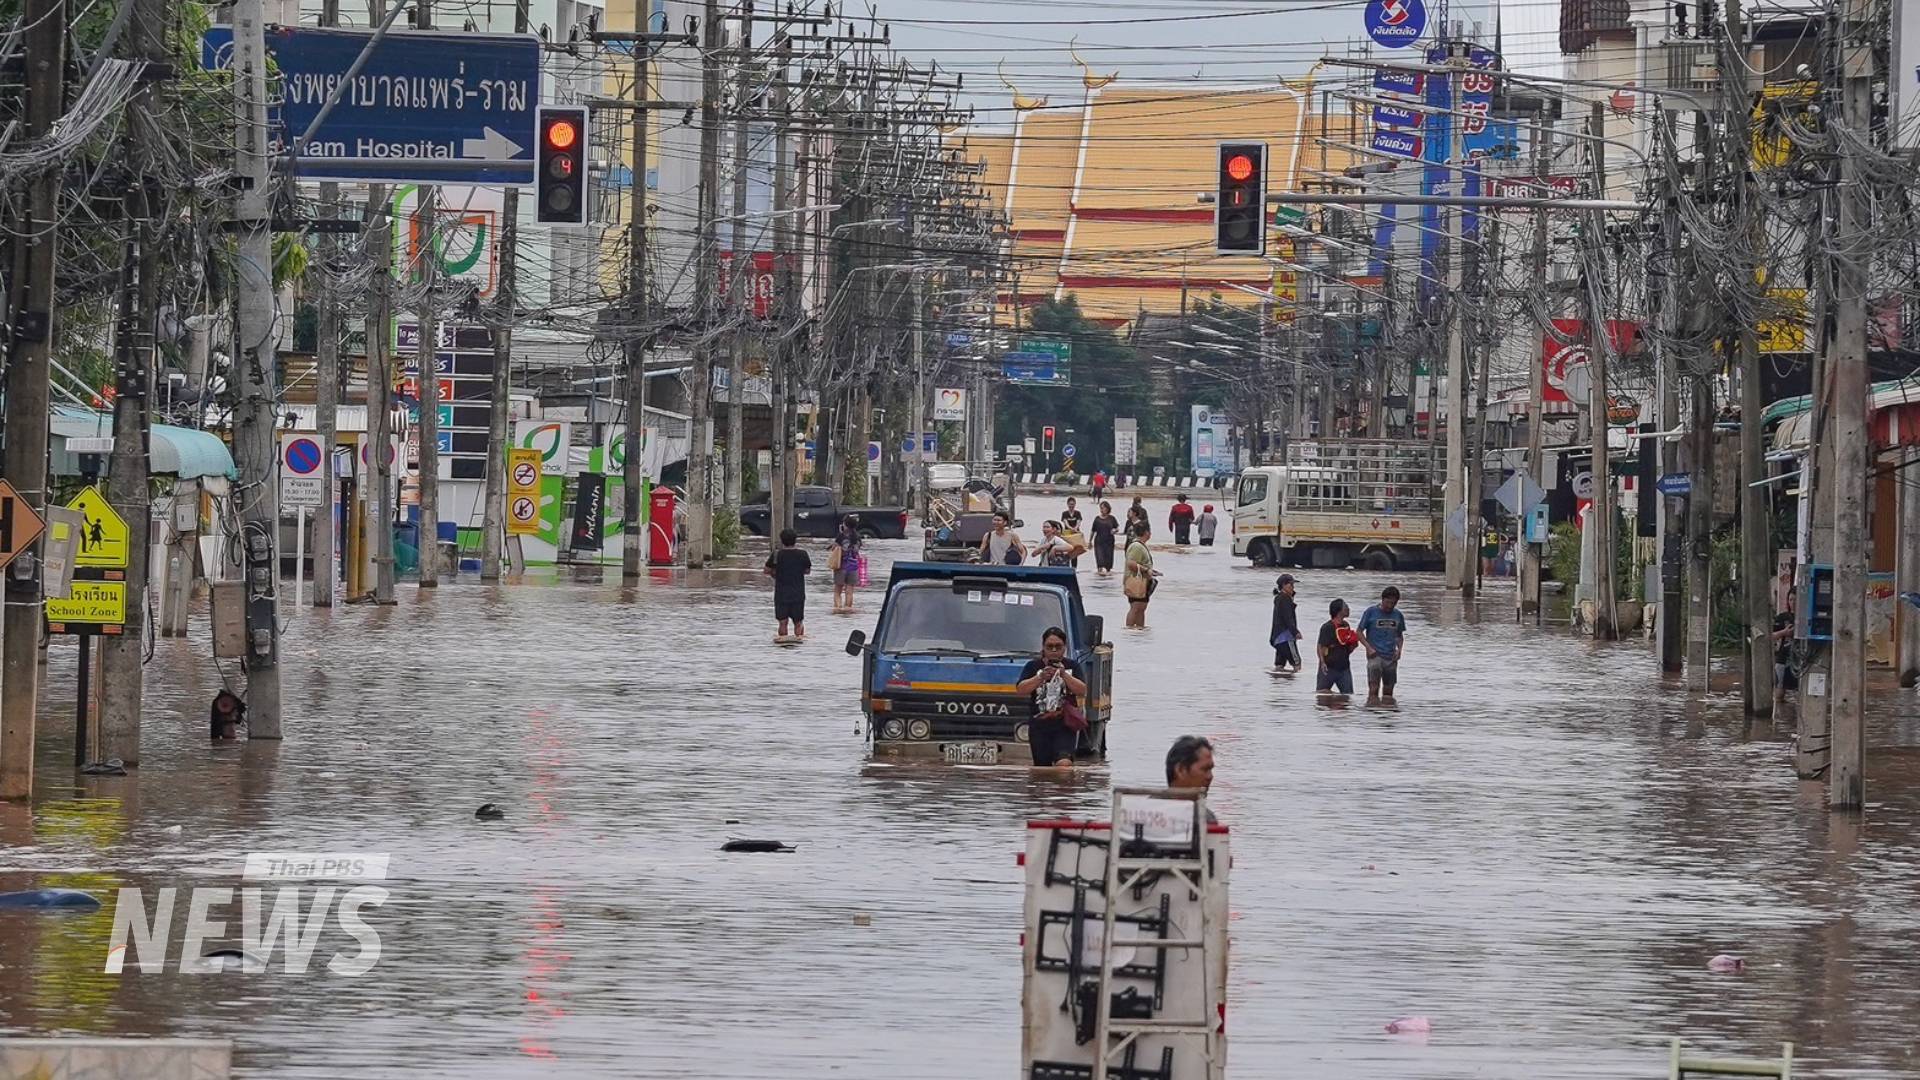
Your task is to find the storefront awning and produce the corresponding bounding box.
[1768,376,1920,454]
[50,408,237,480]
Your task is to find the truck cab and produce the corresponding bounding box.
[846,563,1112,765]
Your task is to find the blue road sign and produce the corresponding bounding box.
[1657,473,1692,496]
[1003,355,1071,386]
[946,332,973,348]
[1364,0,1427,49]
[1062,443,1077,459]
[201,27,540,184]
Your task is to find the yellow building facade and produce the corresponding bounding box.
[960,84,1357,327]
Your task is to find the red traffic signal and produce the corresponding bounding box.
[1216,141,1267,255]
[536,107,589,225]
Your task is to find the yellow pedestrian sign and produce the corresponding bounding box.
[66,486,129,569]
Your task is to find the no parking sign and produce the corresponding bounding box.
[281,435,326,508]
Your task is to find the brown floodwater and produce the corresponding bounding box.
[3,494,1918,1078]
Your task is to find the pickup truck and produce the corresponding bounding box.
[740,485,910,539]
[845,562,1113,765]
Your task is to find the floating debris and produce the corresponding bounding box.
[721,839,795,853]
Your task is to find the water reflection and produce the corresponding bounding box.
[0,497,1913,1078]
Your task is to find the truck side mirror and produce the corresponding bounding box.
[1084,615,1104,648]
[845,629,868,657]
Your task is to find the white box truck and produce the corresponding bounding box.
[1230,439,1443,571]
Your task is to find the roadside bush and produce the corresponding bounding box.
[712,506,741,558]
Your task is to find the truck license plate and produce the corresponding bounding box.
[943,742,1000,765]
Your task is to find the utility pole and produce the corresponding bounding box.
[912,271,928,520]
[1442,58,1471,593]
[98,0,167,765]
[313,0,343,603]
[1465,201,1495,602]
[1898,445,1920,688]
[1655,113,1685,672]
[1827,0,1874,810]
[412,0,441,588]
[686,0,722,567]
[0,0,64,798]
[767,31,793,538]
[232,0,283,734]
[1585,100,1617,641]
[723,0,755,515]
[1726,0,1772,713]
[479,2,528,580]
[1686,101,1718,692]
[1518,128,1549,621]
[621,30,652,579]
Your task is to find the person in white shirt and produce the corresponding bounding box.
[980,511,1025,565]
[1197,504,1219,547]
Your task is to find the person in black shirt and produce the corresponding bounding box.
[1315,597,1356,696]
[1772,607,1799,694]
[762,528,812,641]
[1270,574,1301,672]
[210,689,246,739]
[1089,501,1120,575]
[1015,626,1088,767]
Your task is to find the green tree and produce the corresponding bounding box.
[993,296,1158,474]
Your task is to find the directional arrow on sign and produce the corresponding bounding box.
[461,126,525,160]
[0,479,46,572]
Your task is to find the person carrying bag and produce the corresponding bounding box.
[1123,523,1159,629]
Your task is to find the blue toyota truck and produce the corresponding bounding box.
[845,563,1113,765]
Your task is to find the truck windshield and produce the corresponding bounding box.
[877,582,1070,657]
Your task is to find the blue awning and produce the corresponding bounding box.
[49,408,237,480]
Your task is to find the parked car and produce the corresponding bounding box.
[740,485,910,539]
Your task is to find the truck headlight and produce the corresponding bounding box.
[907,719,931,740]
[881,718,905,740]
[1014,723,1030,743]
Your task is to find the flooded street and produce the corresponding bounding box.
[4,494,1919,1078]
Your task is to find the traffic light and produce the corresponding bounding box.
[1042,426,1056,453]
[1215,141,1267,254]
[536,107,589,225]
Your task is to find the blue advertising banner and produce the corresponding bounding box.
[1374,102,1421,129]
[1373,67,1425,95]
[1371,129,1425,159]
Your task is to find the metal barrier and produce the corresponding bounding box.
[1669,1039,1793,1079]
